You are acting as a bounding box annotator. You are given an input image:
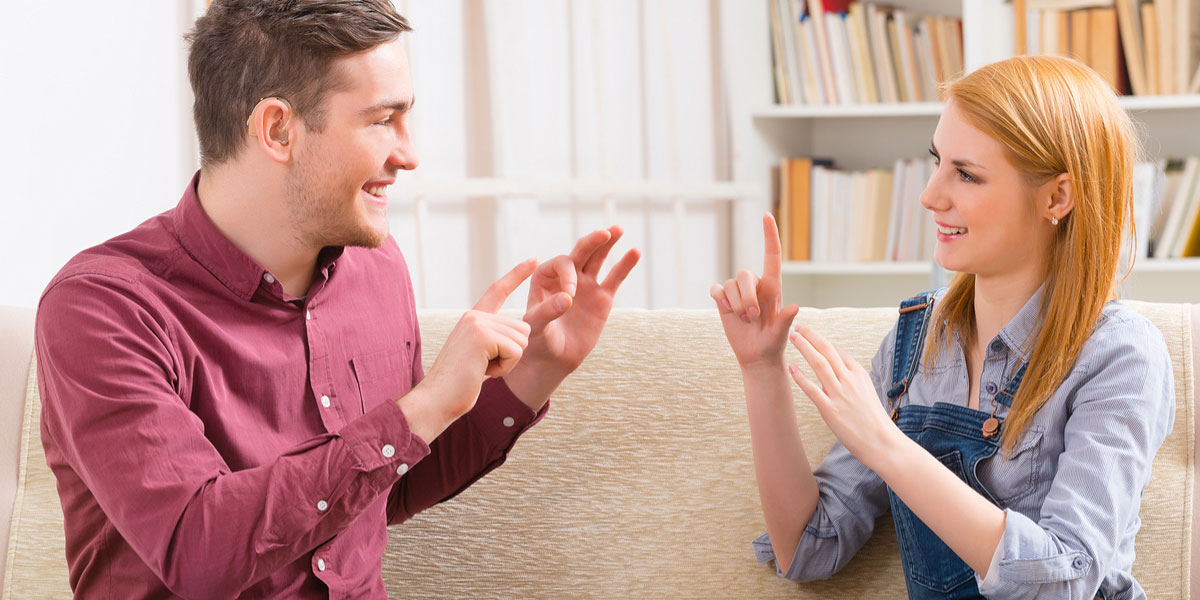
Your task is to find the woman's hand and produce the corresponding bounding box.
[787,325,902,467]
[710,214,800,372]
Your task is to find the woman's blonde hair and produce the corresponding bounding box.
[926,55,1137,452]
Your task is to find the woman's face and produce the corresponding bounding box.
[919,100,1057,281]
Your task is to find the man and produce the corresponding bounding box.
[34,1,639,597]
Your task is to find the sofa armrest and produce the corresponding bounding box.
[0,306,35,592]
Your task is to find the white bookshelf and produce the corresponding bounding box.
[720,0,1200,308]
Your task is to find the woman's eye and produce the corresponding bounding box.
[958,169,976,183]
[928,148,939,165]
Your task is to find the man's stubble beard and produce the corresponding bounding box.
[285,148,388,250]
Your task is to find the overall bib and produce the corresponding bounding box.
[884,292,1027,599]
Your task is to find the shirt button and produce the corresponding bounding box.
[263,273,276,284]
[989,339,1005,353]
[317,558,326,572]
[502,417,515,428]
[1072,556,1086,569]
[320,395,331,408]
[396,463,409,476]
[382,444,396,458]
[984,382,998,395]
[316,499,328,512]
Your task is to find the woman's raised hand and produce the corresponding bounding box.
[710,214,800,371]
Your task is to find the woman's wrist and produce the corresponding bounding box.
[739,356,787,377]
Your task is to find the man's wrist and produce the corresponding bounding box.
[504,357,568,411]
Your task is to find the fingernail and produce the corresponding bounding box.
[720,299,731,312]
[566,283,577,295]
[790,331,800,342]
[788,364,797,375]
[554,295,570,311]
[747,306,759,320]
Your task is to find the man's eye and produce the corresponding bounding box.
[375,118,393,126]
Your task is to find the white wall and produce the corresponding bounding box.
[1,0,731,310]
[1,1,198,309]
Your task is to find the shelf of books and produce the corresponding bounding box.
[751,0,1200,307]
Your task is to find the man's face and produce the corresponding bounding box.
[286,38,419,250]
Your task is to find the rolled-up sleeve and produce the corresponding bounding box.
[752,327,897,581]
[975,318,1175,599]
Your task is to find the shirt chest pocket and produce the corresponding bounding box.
[979,425,1047,506]
[350,344,414,415]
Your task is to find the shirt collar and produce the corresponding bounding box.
[172,171,344,302]
[993,285,1045,359]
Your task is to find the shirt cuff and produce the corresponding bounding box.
[341,400,431,473]
[468,377,548,450]
[976,530,1005,589]
[976,508,1094,597]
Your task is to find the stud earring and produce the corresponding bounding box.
[1051,217,1059,225]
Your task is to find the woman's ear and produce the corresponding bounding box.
[1044,172,1073,224]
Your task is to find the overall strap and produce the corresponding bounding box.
[992,362,1028,408]
[887,291,937,402]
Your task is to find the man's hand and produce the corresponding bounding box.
[710,214,800,373]
[505,226,641,410]
[399,259,537,441]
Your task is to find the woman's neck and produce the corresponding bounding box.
[971,268,1044,350]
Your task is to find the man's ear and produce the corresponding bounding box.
[1044,172,1074,224]
[246,97,293,162]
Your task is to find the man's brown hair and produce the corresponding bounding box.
[187,0,411,166]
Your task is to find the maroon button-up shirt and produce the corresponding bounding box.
[35,173,545,598]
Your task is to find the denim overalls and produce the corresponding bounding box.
[884,292,1026,599]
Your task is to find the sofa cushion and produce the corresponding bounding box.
[5,306,1193,598]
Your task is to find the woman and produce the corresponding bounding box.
[711,56,1174,599]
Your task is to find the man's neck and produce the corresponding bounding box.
[196,162,318,298]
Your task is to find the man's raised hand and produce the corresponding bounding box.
[504,226,641,409]
[415,258,539,423]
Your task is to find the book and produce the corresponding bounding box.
[914,19,940,100]
[1156,0,1175,94]
[847,3,880,104]
[769,0,792,103]
[1150,159,1186,254]
[808,0,843,104]
[1156,156,1200,257]
[1142,1,1160,95]
[826,12,860,103]
[795,10,826,104]
[1070,9,1092,63]
[1115,0,1149,95]
[892,11,920,102]
[811,165,833,262]
[867,4,901,103]
[1176,0,1200,93]
[1089,7,1125,92]
[777,158,792,258]
[784,157,822,261]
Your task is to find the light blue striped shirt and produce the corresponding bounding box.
[753,289,1175,599]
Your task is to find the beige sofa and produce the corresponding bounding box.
[2,304,1196,598]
